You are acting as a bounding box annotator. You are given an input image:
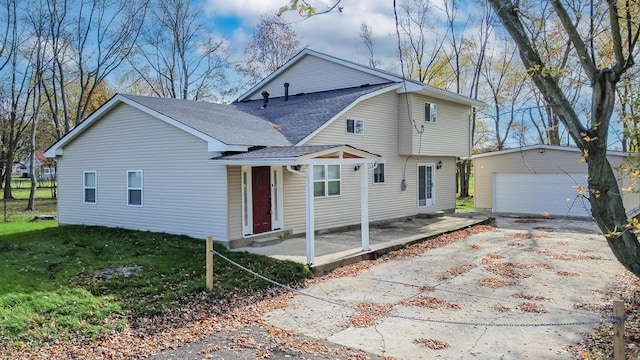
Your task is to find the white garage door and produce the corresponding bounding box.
[493,173,591,217]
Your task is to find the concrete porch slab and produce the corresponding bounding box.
[233,214,490,276]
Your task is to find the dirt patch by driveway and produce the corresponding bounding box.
[258,217,622,359]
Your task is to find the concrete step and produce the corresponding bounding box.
[251,237,282,247]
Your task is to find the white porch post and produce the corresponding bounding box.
[360,163,370,251]
[305,164,315,265]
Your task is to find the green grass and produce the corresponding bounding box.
[456,197,475,212]
[1,187,57,223]
[456,175,475,212]
[0,196,312,348]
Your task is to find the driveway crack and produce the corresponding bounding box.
[460,326,488,359]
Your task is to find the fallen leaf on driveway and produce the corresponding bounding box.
[477,277,515,288]
[517,302,548,313]
[512,293,551,301]
[413,338,450,349]
[346,302,393,328]
[440,263,477,280]
[485,262,531,279]
[400,296,461,309]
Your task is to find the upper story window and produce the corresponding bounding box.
[313,164,341,197]
[373,163,385,184]
[425,102,437,123]
[127,170,143,206]
[346,119,364,135]
[83,171,96,204]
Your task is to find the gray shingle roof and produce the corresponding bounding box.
[214,145,342,160]
[231,83,397,145]
[120,94,290,146]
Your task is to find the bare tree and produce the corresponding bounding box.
[40,0,148,139]
[617,70,640,152]
[237,15,302,83]
[0,0,16,195]
[128,0,228,101]
[489,0,640,277]
[1,0,32,201]
[480,38,529,150]
[397,0,448,83]
[359,20,376,68]
[25,0,47,210]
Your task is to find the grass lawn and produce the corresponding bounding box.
[456,175,475,212]
[0,194,312,349]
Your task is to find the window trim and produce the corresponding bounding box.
[373,163,385,184]
[127,170,143,207]
[83,171,97,204]
[346,118,364,135]
[424,102,437,123]
[313,164,342,198]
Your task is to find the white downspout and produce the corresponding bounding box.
[287,165,315,265]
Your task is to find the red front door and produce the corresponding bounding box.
[252,166,272,234]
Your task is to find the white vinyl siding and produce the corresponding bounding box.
[399,93,472,157]
[83,171,96,204]
[226,166,243,241]
[246,55,391,100]
[303,91,457,232]
[127,170,143,206]
[55,103,229,242]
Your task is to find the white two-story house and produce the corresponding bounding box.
[45,49,483,262]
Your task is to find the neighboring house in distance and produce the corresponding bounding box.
[13,151,56,179]
[45,48,483,261]
[472,144,640,217]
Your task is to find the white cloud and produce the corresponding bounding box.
[204,0,280,20]
[204,0,486,93]
[204,0,406,64]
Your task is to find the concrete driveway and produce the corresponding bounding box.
[260,216,621,359]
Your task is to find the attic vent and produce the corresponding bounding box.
[360,83,370,87]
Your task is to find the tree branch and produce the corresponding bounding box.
[488,0,587,148]
[549,0,597,81]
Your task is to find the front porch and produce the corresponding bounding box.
[233,213,489,276]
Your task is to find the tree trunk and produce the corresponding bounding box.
[488,0,640,278]
[588,150,640,275]
[3,148,13,200]
[457,159,471,198]
[585,72,640,276]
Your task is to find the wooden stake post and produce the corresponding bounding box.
[206,236,214,290]
[613,300,625,360]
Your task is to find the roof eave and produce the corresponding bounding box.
[399,84,486,107]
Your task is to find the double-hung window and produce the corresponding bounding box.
[127,170,143,206]
[373,164,385,184]
[346,119,364,135]
[83,171,96,204]
[425,102,437,123]
[313,165,341,197]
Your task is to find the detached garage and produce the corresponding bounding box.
[472,145,640,218]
